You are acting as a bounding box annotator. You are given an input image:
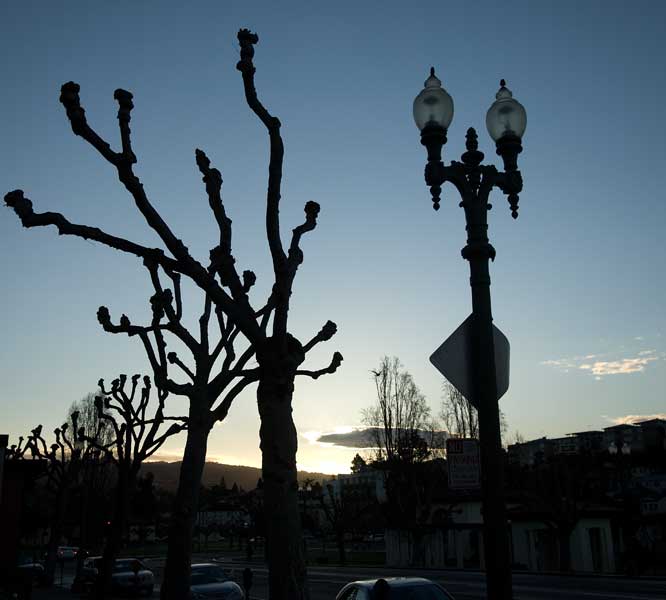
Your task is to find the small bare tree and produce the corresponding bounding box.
[362,357,439,530]
[363,356,436,465]
[15,416,107,585]
[440,383,479,439]
[66,393,115,583]
[67,393,115,450]
[440,382,508,441]
[5,29,342,599]
[82,374,184,598]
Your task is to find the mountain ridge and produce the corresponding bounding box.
[141,460,329,492]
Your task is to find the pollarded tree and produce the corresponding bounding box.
[5,28,342,600]
[82,374,185,598]
[14,416,107,585]
[66,392,115,576]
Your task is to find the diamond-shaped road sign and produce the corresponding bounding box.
[430,314,509,408]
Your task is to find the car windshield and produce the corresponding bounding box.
[190,566,228,585]
[113,560,142,573]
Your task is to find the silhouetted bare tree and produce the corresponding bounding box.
[14,415,106,585]
[440,382,508,441]
[5,28,341,600]
[67,393,115,450]
[363,357,437,466]
[81,374,184,598]
[66,393,115,583]
[362,357,439,531]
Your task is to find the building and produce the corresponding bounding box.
[385,497,618,574]
[603,424,644,454]
[325,469,386,504]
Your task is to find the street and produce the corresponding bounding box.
[220,561,666,600]
[41,555,666,600]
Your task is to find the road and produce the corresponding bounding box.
[48,556,666,600]
[213,559,666,600]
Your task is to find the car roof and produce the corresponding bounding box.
[354,578,436,588]
[86,557,141,562]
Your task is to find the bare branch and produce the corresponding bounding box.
[195,149,232,249]
[199,295,213,353]
[211,372,260,422]
[60,83,199,269]
[167,352,195,381]
[236,29,287,273]
[114,89,137,164]
[4,191,181,271]
[295,351,343,380]
[288,200,320,270]
[303,320,338,353]
[145,259,199,353]
[59,82,120,164]
[58,83,264,343]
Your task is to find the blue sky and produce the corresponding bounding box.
[2,1,665,473]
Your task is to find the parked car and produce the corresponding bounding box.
[56,546,79,560]
[189,563,244,599]
[16,561,46,586]
[336,577,455,600]
[81,557,154,596]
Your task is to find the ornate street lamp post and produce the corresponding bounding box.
[413,69,526,600]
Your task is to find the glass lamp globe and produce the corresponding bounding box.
[486,80,527,142]
[413,68,454,131]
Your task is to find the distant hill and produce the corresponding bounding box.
[141,461,328,492]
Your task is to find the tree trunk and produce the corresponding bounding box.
[44,485,69,586]
[160,406,211,600]
[257,352,308,600]
[558,525,573,572]
[97,465,133,599]
[73,471,91,589]
[336,530,346,566]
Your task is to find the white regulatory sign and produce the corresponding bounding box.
[430,314,510,409]
[447,438,481,490]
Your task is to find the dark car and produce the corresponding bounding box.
[189,563,244,599]
[16,561,46,587]
[336,577,455,600]
[81,557,154,596]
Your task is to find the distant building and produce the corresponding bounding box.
[507,437,549,466]
[509,419,663,464]
[641,497,666,516]
[637,419,666,452]
[325,469,386,504]
[603,424,644,454]
[196,504,248,529]
[550,436,579,455]
[564,430,604,453]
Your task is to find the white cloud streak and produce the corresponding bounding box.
[604,413,666,425]
[541,350,661,378]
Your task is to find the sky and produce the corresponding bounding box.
[2,1,665,475]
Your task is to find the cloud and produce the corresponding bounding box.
[316,427,377,448]
[580,356,658,375]
[541,350,660,378]
[306,427,448,449]
[604,413,666,426]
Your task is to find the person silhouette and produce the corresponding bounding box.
[373,578,390,600]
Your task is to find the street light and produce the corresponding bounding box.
[413,69,527,600]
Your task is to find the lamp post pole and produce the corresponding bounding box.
[414,72,526,600]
